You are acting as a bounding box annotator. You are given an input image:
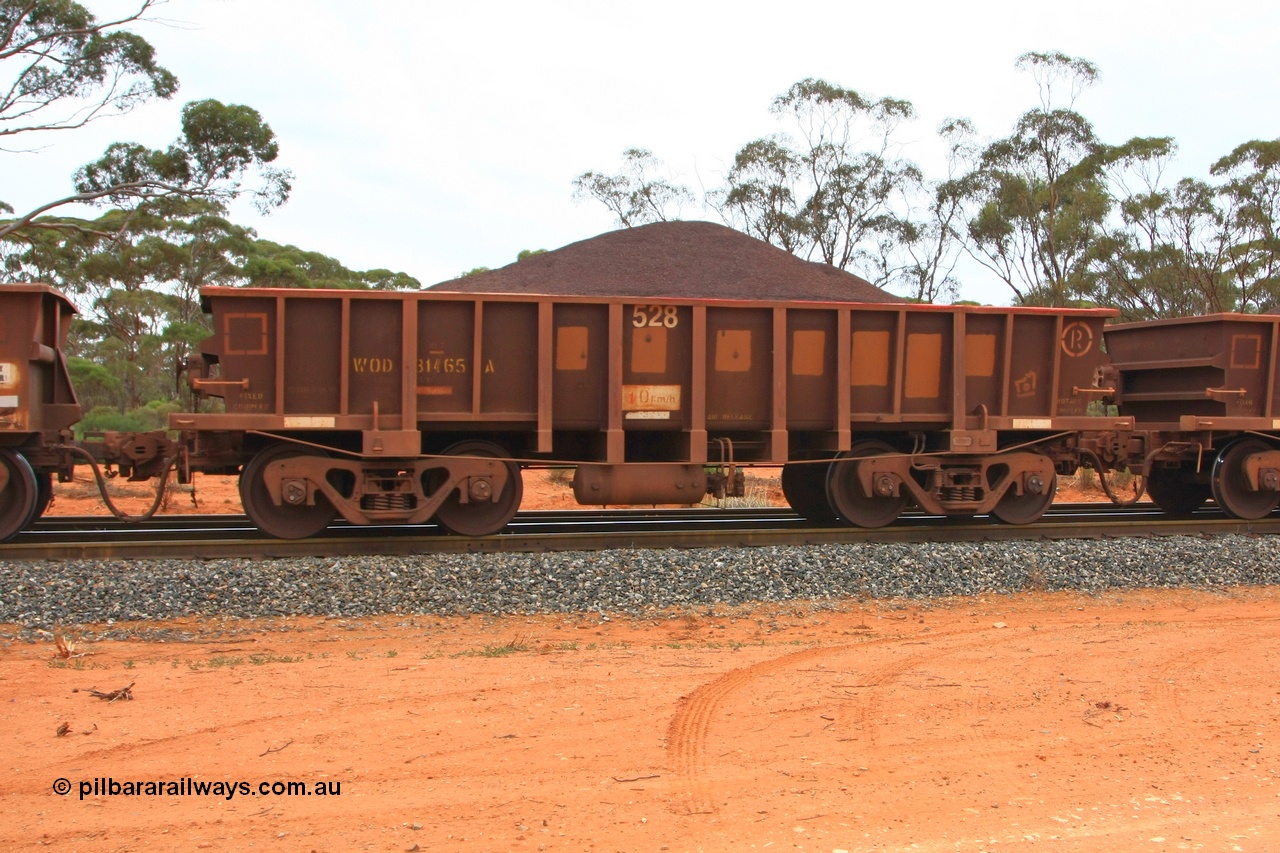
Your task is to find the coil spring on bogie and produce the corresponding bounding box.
[940,486,980,503]
[360,493,416,511]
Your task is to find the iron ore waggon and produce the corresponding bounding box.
[2,283,1279,542]
[173,287,1127,537]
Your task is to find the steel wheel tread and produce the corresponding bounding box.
[991,468,1057,525]
[781,461,837,523]
[239,444,337,539]
[34,471,53,519]
[826,442,908,529]
[429,441,524,537]
[1211,439,1280,520]
[0,449,40,542]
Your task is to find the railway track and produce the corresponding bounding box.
[4,504,1279,561]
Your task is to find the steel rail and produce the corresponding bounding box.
[18,502,1198,533]
[2,504,1278,561]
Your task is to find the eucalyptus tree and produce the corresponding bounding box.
[61,200,257,408]
[1213,139,1280,312]
[709,78,920,280]
[773,78,918,272]
[712,137,808,254]
[0,0,176,146]
[23,205,421,411]
[68,206,189,408]
[571,148,694,227]
[878,118,979,303]
[1086,137,1236,319]
[241,239,421,290]
[960,52,1110,305]
[0,1,291,241]
[1085,137,1280,319]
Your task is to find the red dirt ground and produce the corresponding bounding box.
[4,589,1279,851]
[17,469,1244,853]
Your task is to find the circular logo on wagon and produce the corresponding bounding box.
[1060,322,1094,357]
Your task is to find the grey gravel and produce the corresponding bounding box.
[3,535,1279,635]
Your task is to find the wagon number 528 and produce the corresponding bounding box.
[631,305,679,328]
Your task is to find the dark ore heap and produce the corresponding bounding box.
[430,220,902,303]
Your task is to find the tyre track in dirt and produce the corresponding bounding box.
[666,644,836,815]
[664,625,1023,816]
[1145,615,1280,775]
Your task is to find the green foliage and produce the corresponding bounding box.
[1210,139,1280,312]
[889,117,977,303]
[1086,136,1280,319]
[77,400,181,436]
[704,77,968,301]
[714,78,922,276]
[1015,51,1100,108]
[0,0,178,141]
[957,52,1109,305]
[35,202,245,409]
[0,2,288,241]
[242,240,419,289]
[5,202,421,416]
[67,355,123,407]
[713,137,807,253]
[458,250,545,279]
[361,268,421,290]
[69,98,292,219]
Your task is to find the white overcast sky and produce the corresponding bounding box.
[7,0,1280,303]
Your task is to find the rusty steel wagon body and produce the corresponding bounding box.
[172,287,1130,537]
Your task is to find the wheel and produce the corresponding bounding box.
[1211,439,1280,520]
[826,442,908,528]
[0,449,40,542]
[239,444,337,539]
[781,460,836,523]
[991,463,1057,525]
[428,441,523,536]
[1146,466,1209,517]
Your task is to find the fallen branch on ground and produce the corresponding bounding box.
[87,682,134,702]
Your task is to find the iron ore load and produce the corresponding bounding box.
[1,222,1279,541]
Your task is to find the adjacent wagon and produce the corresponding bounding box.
[0,285,81,540]
[1105,314,1280,519]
